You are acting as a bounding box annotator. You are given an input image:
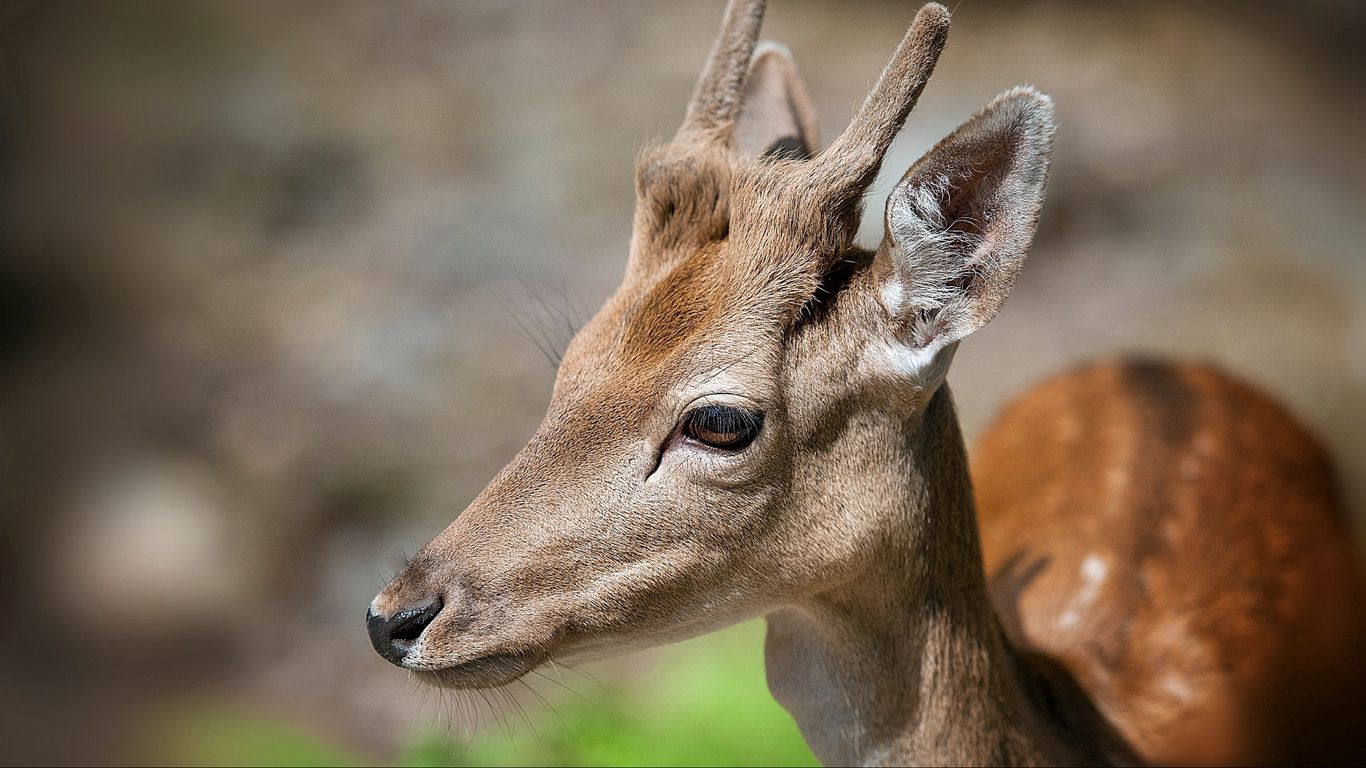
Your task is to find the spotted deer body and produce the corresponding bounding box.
[976,360,1366,765]
[366,2,1366,765]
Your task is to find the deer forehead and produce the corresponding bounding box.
[564,257,781,389]
[565,154,841,383]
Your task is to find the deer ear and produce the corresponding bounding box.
[877,87,1054,359]
[735,42,820,161]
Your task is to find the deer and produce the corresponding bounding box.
[366,2,1366,764]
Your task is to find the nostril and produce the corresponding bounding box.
[390,598,443,642]
[366,596,444,665]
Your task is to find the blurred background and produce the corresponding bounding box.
[1,0,1364,764]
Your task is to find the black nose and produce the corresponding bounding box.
[366,597,443,665]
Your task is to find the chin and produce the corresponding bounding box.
[410,648,546,690]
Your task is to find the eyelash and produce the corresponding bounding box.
[680,404,763,451]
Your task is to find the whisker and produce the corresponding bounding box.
[530,667,601,710]
[479,687,514,743]
[513,273,592,367]
[558,661,618,705]
[463,693,477,739]
[496,292,562,369]
[498,683,542,751]
[519,677,568,735]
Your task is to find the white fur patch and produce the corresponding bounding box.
[1058,554,1108,630]
[885,173,989,347]
[863,338,958,396]
[879,279,906,317]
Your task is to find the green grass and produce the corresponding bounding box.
[153,620,817,767]
[150,706,362,767]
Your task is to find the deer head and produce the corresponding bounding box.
[367,0,1054,691]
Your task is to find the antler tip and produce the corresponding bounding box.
[913,3,952,43]
[919,2,950,19]
[680,0,770,135]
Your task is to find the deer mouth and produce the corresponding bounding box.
[411,648,546,689]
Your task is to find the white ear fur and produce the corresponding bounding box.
[734,42,820,161]
[875,86,1055,381]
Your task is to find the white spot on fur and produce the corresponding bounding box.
[1058,555,1108,631]
[1160,673,1196,704]
[880,279,906,317]
[862,338,959,403]
[1081,554,1108,585]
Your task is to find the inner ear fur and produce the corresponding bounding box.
[734,42,820,161]
[880,86,1055,349]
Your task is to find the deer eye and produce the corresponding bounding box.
[681,405,763,451]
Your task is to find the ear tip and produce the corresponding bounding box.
[998,84,1054,108]
[752,40,793,60]
[991,85,1057,138]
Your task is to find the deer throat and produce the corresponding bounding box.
[763,387,1133,767]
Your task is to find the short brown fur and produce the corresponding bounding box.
[977,359,1366,765]
[368,2,1366,765]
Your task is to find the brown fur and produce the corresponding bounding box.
[367,2,1366,765]
[977,359,1366,765]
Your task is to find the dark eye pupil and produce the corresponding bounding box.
[683,405,762,450]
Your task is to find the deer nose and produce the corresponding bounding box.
[366,597,443,665]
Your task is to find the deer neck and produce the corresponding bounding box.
[764,385,1127,767]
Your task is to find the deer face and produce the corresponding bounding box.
[368,0,1053,690]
